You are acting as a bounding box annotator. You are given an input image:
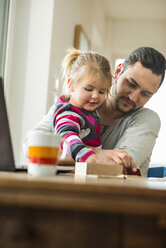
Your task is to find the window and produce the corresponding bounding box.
[145,74,166,165]
[0,0,10,77]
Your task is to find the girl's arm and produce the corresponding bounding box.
[54,109,96,162]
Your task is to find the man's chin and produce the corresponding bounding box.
[117,106,141,115]
[115,103,136,115]
[120,108,136,115]
[114,97,138,115]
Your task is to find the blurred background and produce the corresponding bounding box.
[0,0,166,166]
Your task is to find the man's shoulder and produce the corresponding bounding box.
[123,107,161,130]
[130,107,160,121]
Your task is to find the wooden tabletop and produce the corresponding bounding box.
[0,171,166,219]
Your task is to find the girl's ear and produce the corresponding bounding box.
[68,78,74,91]
[67,78,71,87]
[114,63,123,79]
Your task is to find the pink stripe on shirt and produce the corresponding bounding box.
[84,136,101,147]
[86,114,95,126]
[80,151,95,162]
[68,139,81,146]
[55,121,79,131]
[71,106,84,115]
[64,132,78,139]
[55,114,81,125]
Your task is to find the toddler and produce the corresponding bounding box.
[53,48,112,163]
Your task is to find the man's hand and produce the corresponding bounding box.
[93,148,137,172]
[84,154,101,164]
[59,149,137,173]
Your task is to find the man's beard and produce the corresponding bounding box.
[114,96,137,115]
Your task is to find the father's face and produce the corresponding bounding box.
[111,62,162,115]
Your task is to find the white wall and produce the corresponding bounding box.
[5,0,109,166]
[47,0,108,109]
[108,19,166,69]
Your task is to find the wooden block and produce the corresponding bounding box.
[75,162,87,176]
[75,162,123,176]
[87,163,123,176]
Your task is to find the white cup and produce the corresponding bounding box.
[28,133,68,176]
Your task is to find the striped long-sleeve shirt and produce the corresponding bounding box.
[53,96,102,162]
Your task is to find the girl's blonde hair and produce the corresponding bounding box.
[61,48,112,96]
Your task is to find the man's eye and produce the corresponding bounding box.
[141,92,150,98]
[127,81,137,88]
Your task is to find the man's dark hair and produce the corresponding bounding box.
[123,47,166,88]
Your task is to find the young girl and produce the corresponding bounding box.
[53,48,112,164]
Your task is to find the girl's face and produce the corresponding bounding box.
[69,77,108,111]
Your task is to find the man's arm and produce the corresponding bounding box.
[99,108,161,176]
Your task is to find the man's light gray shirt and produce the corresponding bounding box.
[23,105,160,177]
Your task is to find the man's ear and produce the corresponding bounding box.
[114,63,123,79]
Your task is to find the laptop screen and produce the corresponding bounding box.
[0,77,15,171]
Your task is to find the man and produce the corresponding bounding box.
[24,47,166,177]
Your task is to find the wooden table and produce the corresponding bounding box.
[0,171,166,248]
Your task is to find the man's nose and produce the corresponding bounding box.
[129,90,140,102]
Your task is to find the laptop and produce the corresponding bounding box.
[0,77,27,172]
